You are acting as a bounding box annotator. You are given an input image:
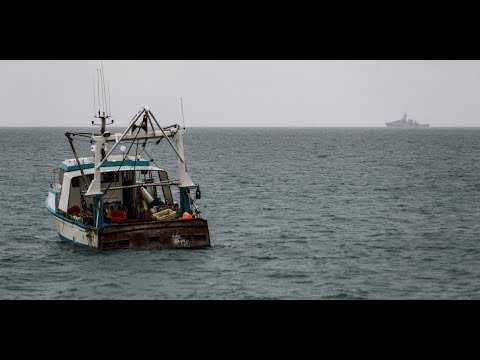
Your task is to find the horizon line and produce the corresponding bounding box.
[1,125,480,129]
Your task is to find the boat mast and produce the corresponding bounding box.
[84,62,115,226]
[95,61,113,135]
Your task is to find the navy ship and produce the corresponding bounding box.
[386,113,429,128]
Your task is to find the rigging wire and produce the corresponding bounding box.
[102,126,143,203]
[108,80,111,116]
[140,146,160,169]
[93,75,96,117]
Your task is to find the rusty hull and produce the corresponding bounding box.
[98,218,210,250]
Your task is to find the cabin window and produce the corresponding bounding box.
[149,236,161,243]
[72,177,80,188]
[138,170,152,184]
[101,172,118,183]
[122,171,134,185]
[71,175,92,190]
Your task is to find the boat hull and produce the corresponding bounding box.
[385,123,429,128]
[99,218,210,250]
[47,202,210,250]
[53,214,100,248]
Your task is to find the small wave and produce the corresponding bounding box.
[251,255,279,261]
[322,293,366,300]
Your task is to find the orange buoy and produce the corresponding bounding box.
[181,212,193,220]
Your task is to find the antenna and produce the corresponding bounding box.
[97,69,101,117]
[108,80,111,117]
[101,61,108,117]
[180,97,186,129]
[99,68,103,114]
[93,75,96,117]
[91,61,114,133]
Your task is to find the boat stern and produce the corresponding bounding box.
[98,218,210,250]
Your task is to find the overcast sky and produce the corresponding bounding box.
[0,60,479,127]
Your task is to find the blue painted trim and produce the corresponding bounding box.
[59,160,150,172]
[93,194,104,228]
[58,234,90,248]
[44,198,97,230]
[179,186,192,215]
[104,223,119,227]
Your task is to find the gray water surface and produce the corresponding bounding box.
[1,127,479,299]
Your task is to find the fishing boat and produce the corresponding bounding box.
[45,70,210,250]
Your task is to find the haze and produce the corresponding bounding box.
[1,60,479,127]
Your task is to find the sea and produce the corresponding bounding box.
[0,127,479,299]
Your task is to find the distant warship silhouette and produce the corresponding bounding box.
[386,114,429,128]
